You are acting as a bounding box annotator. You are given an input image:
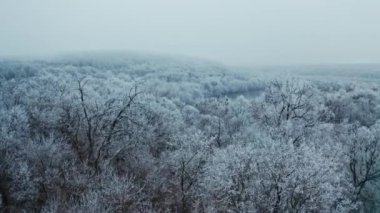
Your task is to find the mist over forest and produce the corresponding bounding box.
[2,0,380,211]
[1,53,380,212]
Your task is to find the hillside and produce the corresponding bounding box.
[1,54,380,212]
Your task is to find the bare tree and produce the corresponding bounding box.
[253,80,316,145]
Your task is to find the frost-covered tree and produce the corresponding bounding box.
[252,80,317,146]
[200,138,354,212]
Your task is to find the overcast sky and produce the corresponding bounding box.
[1,0,380,66]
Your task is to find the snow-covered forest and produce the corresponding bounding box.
[1,54,380,212]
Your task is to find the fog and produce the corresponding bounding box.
[1,0,380,66]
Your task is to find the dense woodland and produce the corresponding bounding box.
[1,54,380,212]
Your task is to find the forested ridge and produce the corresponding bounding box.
[1,54,380,212]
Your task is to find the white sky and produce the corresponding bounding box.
[1,0,380,66]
